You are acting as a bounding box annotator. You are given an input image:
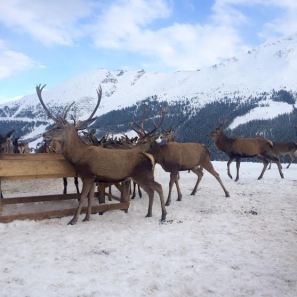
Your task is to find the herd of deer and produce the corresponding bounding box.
[0,84,296,225]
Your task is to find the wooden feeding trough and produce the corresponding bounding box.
[0,153,130,223]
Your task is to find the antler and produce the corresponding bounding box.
[36,84,59,122]
[148,106,168,136]
[61,102,75,121]
[217,118,229,129]
[75,86,102,130]
[131,106,168,138]
[131,106,148,136]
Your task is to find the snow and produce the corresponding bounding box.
[1,34,297,145]
[0,161,296,297]
[229,101,294,129]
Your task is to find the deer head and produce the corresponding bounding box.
[207,118,228,139]
[0,129,15,155]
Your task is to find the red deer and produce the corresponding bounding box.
[0,129,14,155]
[132,109,230,206]
[207,120,284,181]
[47,140,80,195]
[81,130,143,200]
[268,141,297,169]
[17,142,31,154]
[36,84,166,225]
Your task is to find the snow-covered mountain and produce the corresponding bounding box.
[1,34,297,147]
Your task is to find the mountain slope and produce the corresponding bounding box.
[0,34,297,150]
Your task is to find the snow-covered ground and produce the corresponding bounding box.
[0,161,296,297]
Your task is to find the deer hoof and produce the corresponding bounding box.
[67,219,77,225]
[82,217,90,222]
[176,197,182,201]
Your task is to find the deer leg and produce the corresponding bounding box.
[257,156,269,179]
[63,177,67,194]
[234,158,241,181]
[268,161,272,170]
[135,177,167,221]
[201,160,230,197]
[138,184,142,198]
[227,157,235,179]
[166,171,179,206]
[174,178,183,201]
[68,178,94,225]
[286,154,293,169]
[82,182,95,222]
[131,181,137,199]
[190,166,204,195]
[74,177,80,193]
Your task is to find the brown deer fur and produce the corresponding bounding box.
[37,84,166,225]
[268,141,297,169]
[139,137,230,205]
[207,123,284,181]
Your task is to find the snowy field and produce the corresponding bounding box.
[0,161,296,297]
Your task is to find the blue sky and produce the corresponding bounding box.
[0,0,297,103]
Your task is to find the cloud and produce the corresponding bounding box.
[213,0,297,39]
[90,0,246,69]
[89,0,297,70]
[0,0,95,46]
[0,42,43,79]
[1,0,297,74]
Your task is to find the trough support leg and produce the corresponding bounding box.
[0,181,3,215]
[98,183,106,215]
[121,180,131,213]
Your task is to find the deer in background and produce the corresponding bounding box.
[132,108,230,206]
[267,141,297,169]
[36,84,167,225]
[0,129,14,155]
[17,142,31,154]
[0,129,15,198]
[207,119,284,181]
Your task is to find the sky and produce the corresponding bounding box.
[1,161,296,296]
[1,0,297,103]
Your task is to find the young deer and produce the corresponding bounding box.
[207,120,284,181]
[268,141,297,169]
[132,109,230,206]
[36,84,166,225]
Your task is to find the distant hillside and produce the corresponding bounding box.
[0,34,297,160]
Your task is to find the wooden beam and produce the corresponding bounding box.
[0,202,130,223]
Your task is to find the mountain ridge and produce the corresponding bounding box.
[0,33,297,151]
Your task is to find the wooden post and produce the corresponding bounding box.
[0,181,3,215]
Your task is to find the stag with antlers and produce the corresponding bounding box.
[36,84,167,225]
[132,107,230,206]
[207,119,284,181]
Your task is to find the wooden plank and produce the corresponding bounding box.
[0,153,65,160]
[0,159,76,178]
[0,202,130,223]
[1,193,82,205]
[0,153,77,180]
[0,174,77,181]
